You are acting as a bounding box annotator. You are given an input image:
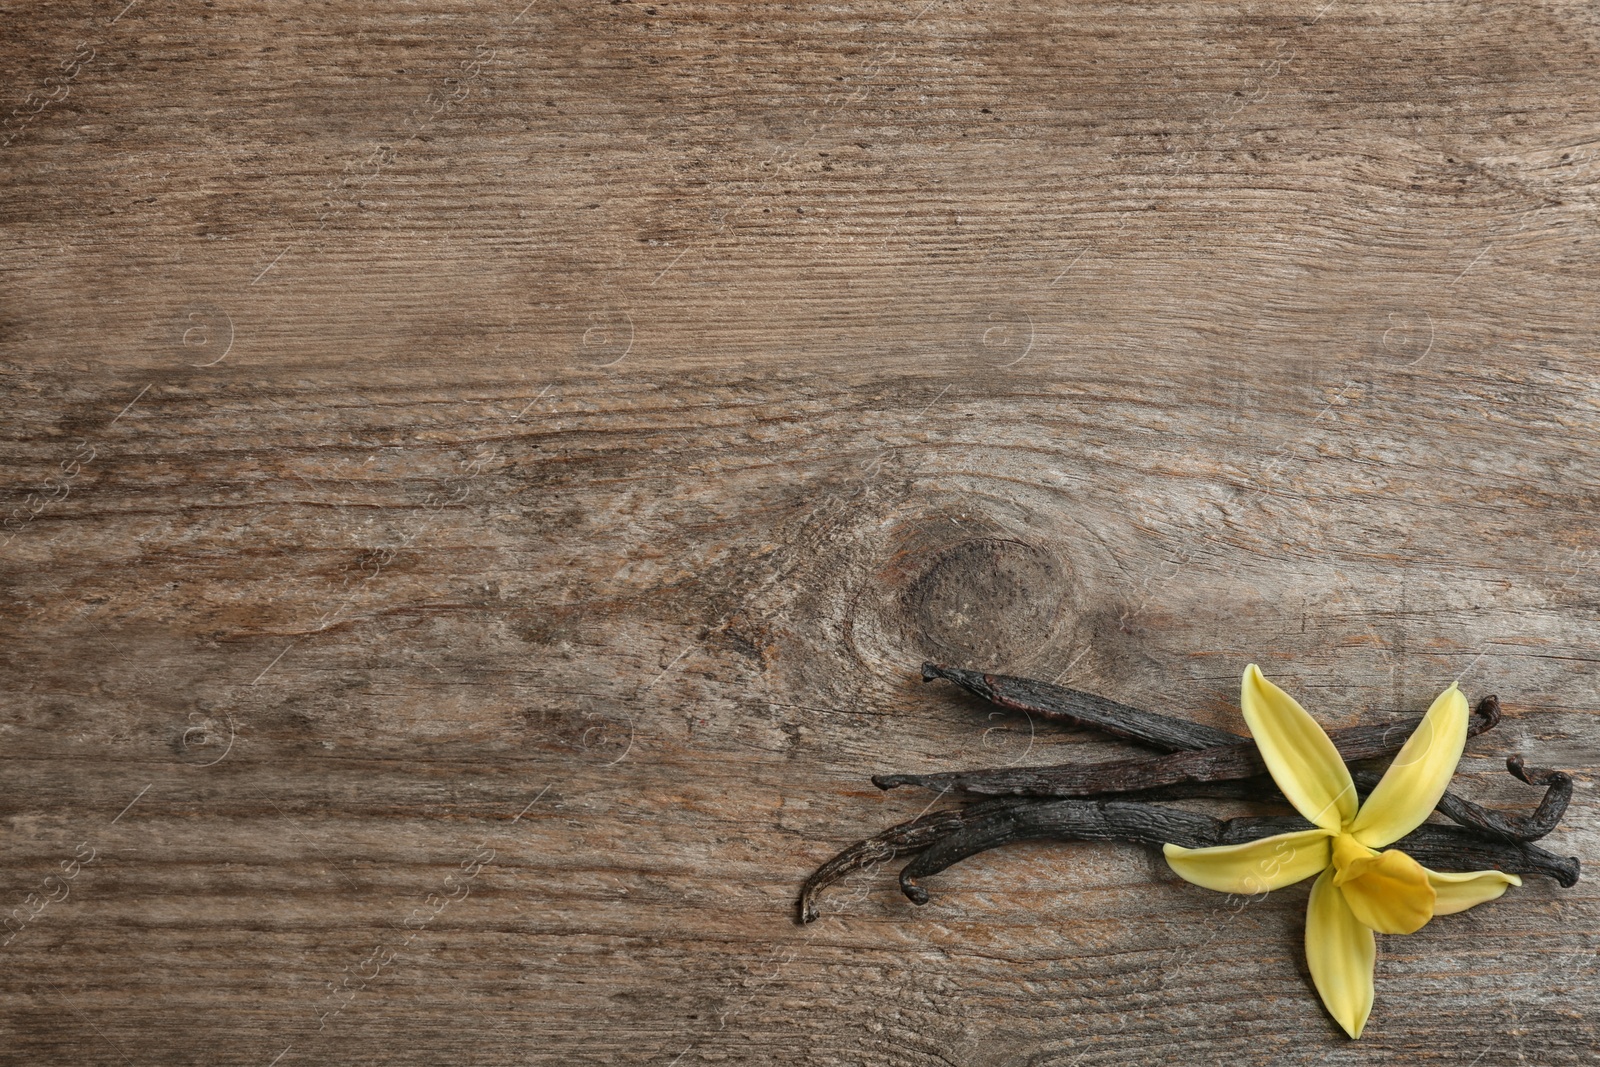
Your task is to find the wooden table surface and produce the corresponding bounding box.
[4,1,1597,1063]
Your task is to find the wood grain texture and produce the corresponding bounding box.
[3,1,1598,1063]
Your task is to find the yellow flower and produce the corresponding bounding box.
[1163,664,1522,1038]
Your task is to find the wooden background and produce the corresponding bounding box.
[3,1,1597,1063]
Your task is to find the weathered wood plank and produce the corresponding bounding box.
[4,0,1599,1063]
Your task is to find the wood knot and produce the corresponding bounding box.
[898,534,1067,667]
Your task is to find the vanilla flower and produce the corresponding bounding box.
[1163,665,1521,1038]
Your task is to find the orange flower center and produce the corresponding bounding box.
[1329,832,1437,935]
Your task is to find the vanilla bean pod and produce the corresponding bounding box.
[798,777,1576,922]
[872,698,1499,797]
[1122,763,1574,846]
[921,663,1241,750]
[921,667,1571,842]
[798,791,1580,922]
[796,797,1033,923]
[798,790,1280,923]
[1423,756,1573,843]
[894,800,1581,905]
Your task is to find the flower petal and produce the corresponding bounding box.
[1163,829,1333,894]
[1306,867,1375,1039]
[1335,847,1436,934]
[1425,867,1522,916]
[1240,664,1358,830]
[1349,683,1469,848]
